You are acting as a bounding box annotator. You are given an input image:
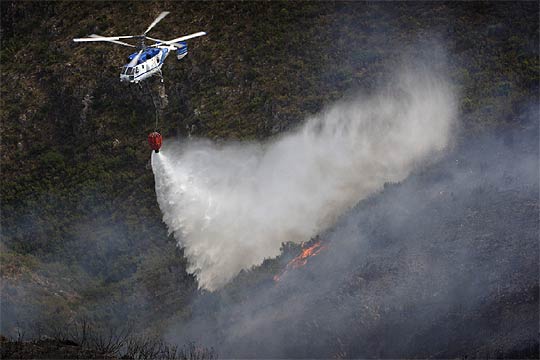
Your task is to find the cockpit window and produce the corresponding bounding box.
[126,67,134,75]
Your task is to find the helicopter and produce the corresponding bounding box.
[73,11,206,83]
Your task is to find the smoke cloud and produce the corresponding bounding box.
[152,68,457,290]
[168,110,538,357]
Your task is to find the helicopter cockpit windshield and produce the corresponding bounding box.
[120,65,135,82]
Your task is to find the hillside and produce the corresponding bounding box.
[0,1,538,358]
[179,121,538,358]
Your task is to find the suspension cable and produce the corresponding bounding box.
[142,81,160,131]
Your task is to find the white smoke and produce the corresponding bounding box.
[152,68,457,290]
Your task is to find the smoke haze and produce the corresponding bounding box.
[162,105,538,358]
[152,68,457,290]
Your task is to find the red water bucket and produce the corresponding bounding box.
[148,132,162,153]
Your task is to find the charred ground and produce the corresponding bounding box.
[180,119,538,358]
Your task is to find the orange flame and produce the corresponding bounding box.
[273,240,327,282]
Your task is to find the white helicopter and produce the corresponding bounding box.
[73,11,206,83]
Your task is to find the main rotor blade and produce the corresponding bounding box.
[88,34,135,47]
[144,11,170,34]
[73,35,137,42]
[146,35,168,43]
[152,31,206,46]
[127,50,143,68]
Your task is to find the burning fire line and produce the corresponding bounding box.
[273,240,328,282]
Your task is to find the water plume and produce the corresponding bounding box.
[152,68,457,290]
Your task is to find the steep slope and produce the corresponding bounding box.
[0,1,538,348]
[175,120,538,358]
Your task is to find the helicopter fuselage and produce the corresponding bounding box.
[120,42,187,83]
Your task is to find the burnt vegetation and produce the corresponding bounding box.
[0,1,538,358]
[0,320,216,359]
[176,120,538,358]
